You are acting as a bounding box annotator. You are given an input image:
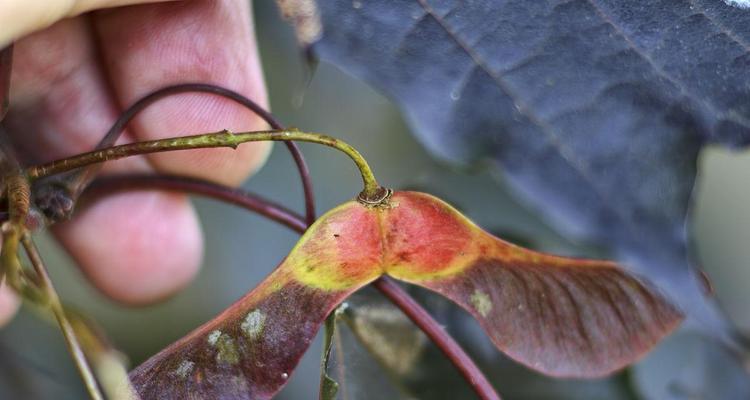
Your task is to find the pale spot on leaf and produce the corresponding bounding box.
[241,309,266,339]
[174,360,194,379]
[215,334,240,365]
[470,289,492,317]
[207,330,222,346]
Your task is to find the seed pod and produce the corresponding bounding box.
[131,191,682,399]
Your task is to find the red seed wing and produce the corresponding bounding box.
[130,201,383,399]
[385,192,683,377]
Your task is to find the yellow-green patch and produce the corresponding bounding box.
[470,289,492,317]
[241,310,266,339]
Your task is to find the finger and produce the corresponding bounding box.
[6,18,203,304]
[0,284,20,327]
[94,0,271,186]
[58,191,203,304]
[5,17,131,162]
[0,0,175,48]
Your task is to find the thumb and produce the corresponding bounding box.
[0,0,176,47]
[0,284,20,327]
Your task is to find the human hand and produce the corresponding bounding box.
[0,0,270,324]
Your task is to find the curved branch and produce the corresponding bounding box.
[84,174,306,234]
[61,83,316,225]
[372,278,501,400]
[28,129,383,202]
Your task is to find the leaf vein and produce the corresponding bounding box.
[415,0,639,237]
[585,0,750,127]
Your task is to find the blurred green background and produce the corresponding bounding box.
[1,2,749,399]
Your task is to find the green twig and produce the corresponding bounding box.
[1,171,103,399]
[26,129,387,203]
[21,235,104,400]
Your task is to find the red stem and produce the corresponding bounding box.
[372,278,501,400]
[84,175,307,234]
[83,173,501,400]
[75,83,316,225]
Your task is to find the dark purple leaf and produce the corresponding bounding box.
[313,0,750,338]
[633,331,750,399]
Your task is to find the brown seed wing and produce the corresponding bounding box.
[407,253,683,378]
[129,272,357,400]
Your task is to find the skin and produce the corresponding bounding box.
[0,0,271,322]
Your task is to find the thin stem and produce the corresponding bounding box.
[1,175,33,299]
[332,322,351,400]
[60,83,316,225]
[373,278,501,400]
[1,171,102,399]
[87,173,498,399]
[5,174,29,225]
[84,174,307,233]
[26,129,384,202]
[319,311,340,399]
[336,308,424,397]
[21,235,104,400]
